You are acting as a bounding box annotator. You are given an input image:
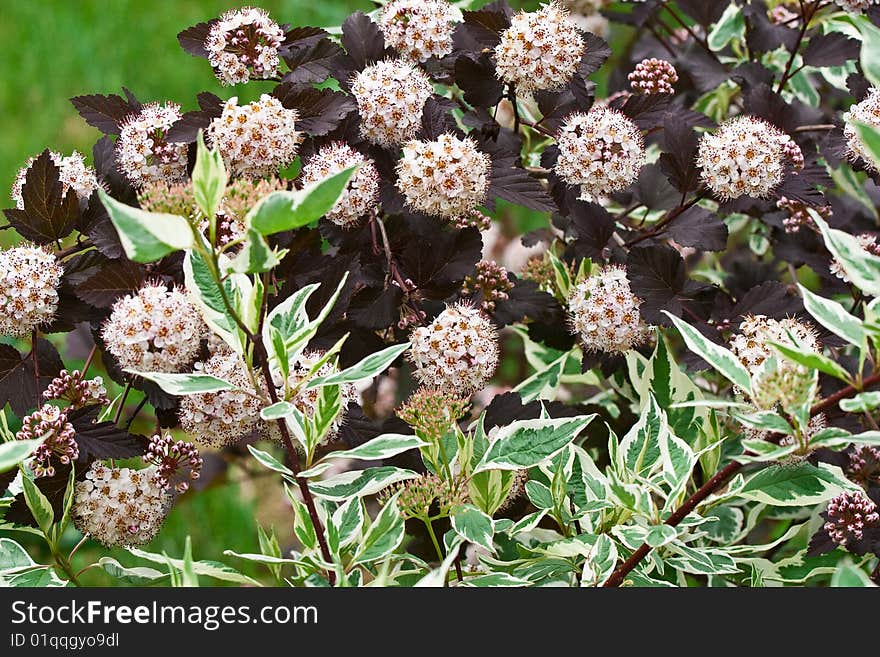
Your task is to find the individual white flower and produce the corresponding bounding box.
[207,94,302,178]
[300,143,380,227]
[0,244,63,337]
[830,233,880,282]
[554,107,645,200]
[845,87,880,172]
[696,116,791,201]
[351,60,433,149]
[494,3,585,95]
[11,150,98,210]
[272,350,359,444]
[628,58,678,95]
[116,102,189,187]
[73,462,172,548]
[205,6,284,85]
[568,264,653,353]
[380,0,459,62]
[396,133,491,220]
[409,303,499,392]
[835,0,879,13]
[102,283,206,373]
[179,350,265,447]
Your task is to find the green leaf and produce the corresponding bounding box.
[2,567,67,587]
[857,15,880,89]
[180,536,199,587]
[707,2,745,51]
[125,370,238,395]
[767,341,852,383]
[307,342,409,387]
[0,538,34,573]
[450,504,496,554]
[21,475,54,537]
[99,557,167,585]
[183,249,241,354]
[332,498,365,549]
[740,462,852,506]
[0,438,42,472]
[813,213,880,297]
[798,284,867,349]
[247,445,293,476]
[98,189,194,263]
[645,524,677,548]
[525,480,554,510]
[619,395,666,477]
[320,434,426,462]
[192,131,226,221]
[830,559,877,587]
[460,573,530,587]
[468,469,515,516]
[307,466,419,501]
[352,498,405,565]
[127,548,260,586]
[729,409,793,435]
[475,414,595,473]
[840,391,880,413]
[230,227,284,274]
[248,166,356,236]
[260,401,296,421]
[513,351,568,403]
[581,534,617,587]
[665,544,739,575]
[663,311,752,393]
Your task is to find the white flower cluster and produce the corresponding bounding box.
[697,116,791,201]
[0,245,63,337]
[845,87,880,172]
[396,133,491,220]
[301,143,380,227]
[102,283,205,373]
[568,264,653,353]
[380,0,458,62]
[830,233,880,282]
[730,315,819,370]
[179,350,265,446]
[276,350,358,442]
[116,102,189,188]
[73,462,171,548]
[554,107,645,200]
[205,6,284,86]
[409,303,499,392]
[351,60,433,148]
[208,94,302,178]
[12,150,98,210]
[494,3,585,95]
[836,0,879,13]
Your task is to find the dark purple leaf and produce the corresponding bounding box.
[676,0,726,26]
[3,151,79,243]
[0,340,64,418]
[283,38,344,85]
[68,406,148,463]
[627,243,711,325]
[536,88,580,132]
[399,227,482,297]
[92,136,136,205]
[348,286,403,330]
[567,199,615,261]
[341,12,385,71]
[69,93,132,135]
[802,32,860,67]
[667,206,727,251]
[726,281,804,324]
[420,96,461,140]
[455,54,504,108]
[273,84,356,137]
[74,260,145,308]
[455,1,512,50]
[280,26,329,53]
[490,276,559,326]
[658,115,700,194]
[743,1,799,53]
[577,32,612,77]
[681,47,730,93]
[177,20,215,58]
[620,93,671,130]
[4,463,78,528]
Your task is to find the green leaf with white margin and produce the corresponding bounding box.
[729,409,793,435]
[469,468,515,516]
[192,131,226,220]
[2,567,67,587]
[0,439,42,472]
[662,311,752,393]
[474,414,595,473]
[813,213,880,297]
[183,249,242,354]
[460,573,530,587]
[0,538,35,573]
[230,227,285,274]
[856,15,880,88]
[124,370,238,395]
[665,543,739,575]
[307,466,419,501]
[831,559,877,587]
[332,498,366,549]
[319,434,426,462]
[581,534,617,587]
[659,426,695,504]
[21,475,53,537]
[260,401,296,421]
[127,548,260,586]
[645,524,677,548]
[415,539,463,587]
[98,557,168,585]
[450,504,495,554]
[352,496,405,565]
[307,342,409,387]
[98,189,194,263]
[767,341,852,383]
[840,391,880,413]
[247,445,293,476]
[740,462,855,506]
[513,351,568,403]
[798,284,867,349]
[619,394,666,477]
[247,166,357,236]
[707,2,745,51]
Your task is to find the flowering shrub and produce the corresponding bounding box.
[4,0,880,589]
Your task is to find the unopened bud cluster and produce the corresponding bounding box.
[847,445,880,489]
[144,433,203,493]
[462,260,512,312]
[397,388,470,442]
[381,473,469,520]
[823,491,879,545]
[776,197,831,233]
[43,370,109,409]
[628,58,678,95]
[16,404,77,478]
